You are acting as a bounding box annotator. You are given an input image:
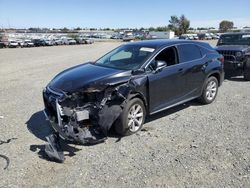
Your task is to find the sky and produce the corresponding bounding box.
[0,0,250,29]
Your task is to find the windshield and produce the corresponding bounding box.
[95,45,155,70]
[218,34,250,46]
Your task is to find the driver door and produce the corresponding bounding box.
[147,46,186,114]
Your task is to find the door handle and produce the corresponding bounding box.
[178,68,183,72]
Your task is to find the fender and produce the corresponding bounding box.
[128,92,148,113]
[199,70,222,96]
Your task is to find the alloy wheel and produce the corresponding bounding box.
[206,80,217,101]
[127,104,144,132]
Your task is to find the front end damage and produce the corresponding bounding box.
[42,78,143,161]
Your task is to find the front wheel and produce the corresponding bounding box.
[199,76,218,104]
[115,98,146,136]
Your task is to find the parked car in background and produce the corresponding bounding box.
[43,39,224,155]
[83,38,94,44]
[205,33,212,40]
[198,33,212,40]
[198,34,206,40]
[62,38,70,45]
[16,40,24,47]
[53,38,63,45]
[179,35,191,40]
[68,38,77,45]
[75,38,85,44]
[216,32,250,80]
[192,34,199,40]
[75,38,94,44]
[210,33,219,40]
[8,40,19,48]
[32,39,46,47]
[179,35,189,40]
[44,39,54,46]
[111,34,122,39]
[123,33,135,42]
[22,40,34,47]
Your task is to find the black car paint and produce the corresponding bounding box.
[48,40,223,115]
[43,40,224,161]
[49,63,127,93]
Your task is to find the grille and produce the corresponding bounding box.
[217,50,236,61]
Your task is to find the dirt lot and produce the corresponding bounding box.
[0,41,249,187]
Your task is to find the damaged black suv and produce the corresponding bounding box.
[216,32,250,80]
[43,40,224,144]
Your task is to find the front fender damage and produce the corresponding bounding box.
[43,75,148,162]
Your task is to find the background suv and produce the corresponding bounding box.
[216,32,250,80]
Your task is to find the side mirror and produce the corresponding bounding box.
[155,60,167,72]
[132,68,146,75]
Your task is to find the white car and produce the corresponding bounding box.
[68,38,77,45]
[205,33,212,40]
[23,40,34,47]
[8,41,19,48]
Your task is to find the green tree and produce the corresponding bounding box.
[74,27,81,30]
[154,26,168,32]
[219,20,234,32]
[148,27,155,31]
[179,15,190,35]
[62,27,69,33]
[168,15,190,36]
[168,15,180,35]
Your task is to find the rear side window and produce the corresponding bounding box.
[178,44,202,63]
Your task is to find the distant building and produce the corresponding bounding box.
[149,31,175,39]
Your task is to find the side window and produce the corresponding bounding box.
[178,44,202,63]
[110,50,132,61]
[146,47,178,71]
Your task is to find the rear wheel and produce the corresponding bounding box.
[199,76,218,104]
[115,98,146,136]
[244,61,250,81]
[244,70,250,81]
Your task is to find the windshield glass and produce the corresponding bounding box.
[95,45,155,70]
[218,34,250,46]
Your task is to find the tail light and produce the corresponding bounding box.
[218,55,224,64]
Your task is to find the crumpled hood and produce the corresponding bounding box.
[216,45,250,52]
[48,63,132,93]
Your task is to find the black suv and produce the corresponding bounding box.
[43,40,224,145]
[216,32,250,80]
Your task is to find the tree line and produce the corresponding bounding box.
[16,16,241,35]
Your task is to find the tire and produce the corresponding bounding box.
[115,98,146,136]
[244,60,250,81]
[199,76,219,104]
[244,69,250,81]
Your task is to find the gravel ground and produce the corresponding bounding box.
[0,41,249,187]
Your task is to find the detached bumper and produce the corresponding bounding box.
[43,107,107,144]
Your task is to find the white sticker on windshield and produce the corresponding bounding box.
[242,35,250,38]
[140,47,155,52]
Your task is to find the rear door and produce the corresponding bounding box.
[177,44,206,98]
